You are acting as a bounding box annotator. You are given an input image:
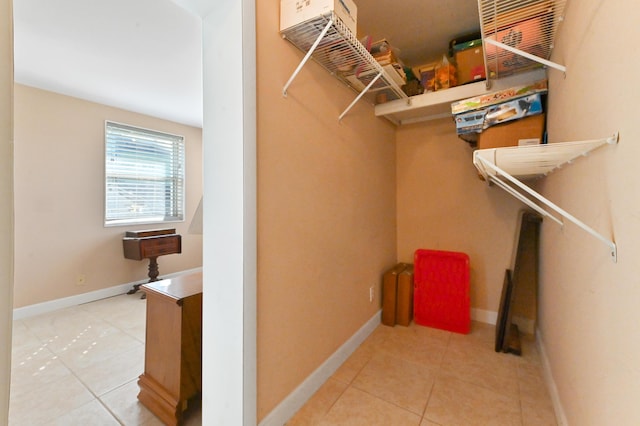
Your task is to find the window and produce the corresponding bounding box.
[105,121,185,227]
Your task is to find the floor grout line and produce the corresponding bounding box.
[9,294,166,426]
[12,297,554,425]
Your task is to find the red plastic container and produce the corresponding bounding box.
[413,249,470,334]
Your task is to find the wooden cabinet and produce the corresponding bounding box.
[137,272,202,426]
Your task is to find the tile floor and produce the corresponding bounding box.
[9,293,201,425]
[287,321,557,426]
[10,294,556,426]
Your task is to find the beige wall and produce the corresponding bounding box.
[1,0,13,422]
[256,1,397,420]
[12,84,203,308]
[396,119,524,314]
[539,1,640,423]
[9,1,638,424]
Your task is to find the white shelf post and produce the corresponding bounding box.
[474,153,617,263]
[473,134,619,262]
[338,71,382,121]
[483,38,567,73]
[282,18,333,97]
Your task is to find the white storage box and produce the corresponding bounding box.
[280,0,358,36]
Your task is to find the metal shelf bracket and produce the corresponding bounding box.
[483,38,567,73]
[281,13,408,121]
[339,71,382,121]
[478,0,569,80]
[282,18,334,97]
[473,133,619,263]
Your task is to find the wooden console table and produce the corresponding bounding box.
[123,228,182,297]
[138,271,202,426]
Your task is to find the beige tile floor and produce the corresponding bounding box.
[10,294,556,426]
[287,321,557,426]
[9,293,201,425]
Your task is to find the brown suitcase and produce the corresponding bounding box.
[396,265,414,326]
[381,263,408,326]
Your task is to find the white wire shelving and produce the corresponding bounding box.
[375,0,568,124]
[473,133,619,262]
[281,12,408,121]
[478,0,568,81]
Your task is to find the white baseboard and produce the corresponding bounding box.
[259,308,505,425]
[259,310,381,426]
[471,308,498,325]
[12,267,202,320]
[536,329,568,426]
[512,315,536,335]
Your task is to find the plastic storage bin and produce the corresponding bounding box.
[413,249,470,334]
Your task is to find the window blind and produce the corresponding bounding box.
[105,121,185,226]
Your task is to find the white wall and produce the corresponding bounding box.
[12,85,203,309]
[540,0,640,423]
[0,0,12,422]
[200,1,256,424]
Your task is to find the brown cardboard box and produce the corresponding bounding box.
[396,265,414,327]
[382,263,408,326]
[455,43,486,85]
[477,113,545,149]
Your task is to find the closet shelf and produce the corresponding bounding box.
[281,12,408,120]
[473,133,619,262]
[375,0,567,125]
[479,0,569,80]
[280,1,568,123]
[375,68,546,125]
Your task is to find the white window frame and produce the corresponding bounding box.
[104,121,185,227]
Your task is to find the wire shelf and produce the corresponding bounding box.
[478,0,568,78]
[281,12,408,109]
[473,133,619,262]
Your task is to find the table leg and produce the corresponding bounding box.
[148,256,160,282]
[127,257,160,299]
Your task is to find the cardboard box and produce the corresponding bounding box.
[382,263,408,326]
[477,114,545,149]
[454,40,486,85]
[454,92,544,136]
[451,79,547,115]
[280,0,358,35]
[483,93,543,127]
[454,109,487,135]
[396,265,414,327]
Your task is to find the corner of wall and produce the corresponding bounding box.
[536,328,568,426]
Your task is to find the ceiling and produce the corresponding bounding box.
[12,0,203,127]
[12,0,480,128]
[355,0,481,68]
